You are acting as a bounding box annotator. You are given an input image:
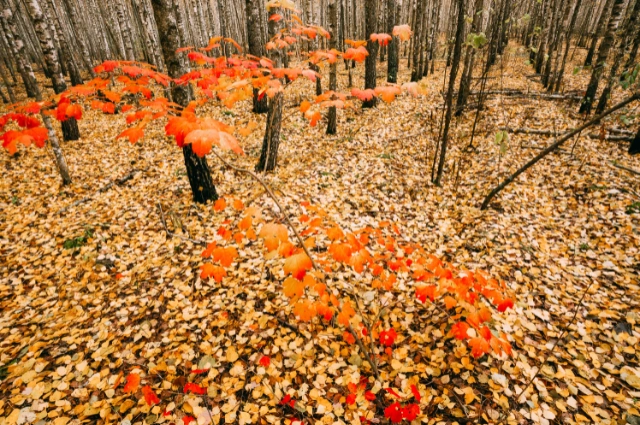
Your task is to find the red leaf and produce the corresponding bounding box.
[468,337,490,358]
[365,391,376,401]
[379,328,397,347]
[183,416,195,425]
[116,127,144,144]
[450,322,470,340]
[384,387,401,398]
[410,384,421,402]
[258,355,270,367]
[141,385,160,406]
[384,402,403,423]
[123,373,140,393]
[283,253,312,280]
[402,403,420,421]
[190,368,210,374]
[497,298,514,312]
[346,393,356,405]
[183,382,207,395]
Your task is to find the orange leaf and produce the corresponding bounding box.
[123,373,140,393]
[450,322,470,340]
[200,263,226,282]
[468,337,490,358]
[283,276,305,299]
[443,296,457,309]
[392,24,413,41]
[214,198,226,211]
[283,253,312,280]
[141,385,160,406]
[117,127,144,144]
[293,299,315,321]
[212,246,238,267]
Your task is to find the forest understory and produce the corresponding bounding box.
[1,43,640,425]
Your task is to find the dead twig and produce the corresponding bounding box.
[157,202,206,246]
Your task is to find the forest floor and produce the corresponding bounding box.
[1,43,640,425]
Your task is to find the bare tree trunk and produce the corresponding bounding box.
[25,0,80,141]
[42,113,72,185]
[386,0,400,82]
[433,0,465,185]
[410,0,423,81]
[579,0,624,114]
[584,0,613,66]
[256,4,284,172]
[327,0,338,134]
[595,0,640,113]
[245,0,268,113]
[456,0,484,114]
[552,0,582,92]
[363,0,378,108]
[151,0,218,203]
[0,0,40,98]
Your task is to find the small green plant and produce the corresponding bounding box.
[626,202,640,215]
[63,228,94,249]
[579,243,589,251]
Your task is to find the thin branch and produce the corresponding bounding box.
[157,202,207,246]
[481,93,640,210]
[209,150,319,271]
[612,161,640,176]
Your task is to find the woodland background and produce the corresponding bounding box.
[0,0,639,424]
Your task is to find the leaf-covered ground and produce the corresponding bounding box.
[1,44,640,425]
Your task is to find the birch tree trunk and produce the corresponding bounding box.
[327,0,338,134]
[25,0,80,141]
[386,0,400,82]
[0,0,41,98]
[256,4,284,172]
[245,0,268,113]
[151,0,219,203]
[363,0,378,108]
[579,0,624,114]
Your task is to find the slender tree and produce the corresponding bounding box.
[25,0,80,141]
[327,0,338,134]
[579,0,625,114]
[363,0,378,108]
[150,0,219,203]
[386,0,400,83]
[434,0,465,185]
[256,4,284,172]
[245,0,268,113]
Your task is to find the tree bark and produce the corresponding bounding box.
[386,0,400,83]
[363,0,378,108]
[256,4,284,172]
[584,0,613,66]
[0,0,40,99]
[245,0,268,113]
[42,112,72,185]
[151,0,218,203]
[579,0,624,114]
[433,0,465,185]
[327,0,338,134]
[25,0,80,141]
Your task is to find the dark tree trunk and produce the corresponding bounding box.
[363,0,378,108]
[552,0,582,92]
[456,0,484,114]
[629,128,640,155]
[434,0,465,185]
[579,0,624,114]
[386,0,399,83]
[584,0,613,66]
[151,0,218,203]
[256,5,284,172]
[595,0,640,113]
[327,0,338,134]
[25,0,80,141]
[245,0,268,113]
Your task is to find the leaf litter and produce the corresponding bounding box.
[1,44,639,425]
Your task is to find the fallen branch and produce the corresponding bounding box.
[466,90,582,100]
[58,168,142,214]
[612,161,640,176]
[481,93,640,210]
[499,127,634,141]
[157,202,206,246]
